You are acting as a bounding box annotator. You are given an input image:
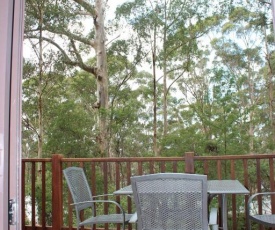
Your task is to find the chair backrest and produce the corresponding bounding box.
[63,167,94,213]
[131,173,208,230]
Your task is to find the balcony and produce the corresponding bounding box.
[22,153,275,230]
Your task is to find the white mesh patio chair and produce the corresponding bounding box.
[63,167,132,230]
[131,173,218,230]
[247,192,275,230]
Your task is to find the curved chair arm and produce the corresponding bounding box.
[248,192,275,214]
[247,192,275,230]
[93,193,134,200]
[71,199,126,214]
[91,193,117,199]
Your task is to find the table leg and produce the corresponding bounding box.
[221,194,228,230]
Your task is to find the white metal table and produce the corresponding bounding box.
[114,179,249,230]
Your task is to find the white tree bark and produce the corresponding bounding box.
[94,0,109,157]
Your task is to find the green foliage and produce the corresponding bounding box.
[45,100,96,157]
[23,0,275,158]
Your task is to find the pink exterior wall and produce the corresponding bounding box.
[0,0,24,229]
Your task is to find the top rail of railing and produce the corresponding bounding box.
[22,153,275,162]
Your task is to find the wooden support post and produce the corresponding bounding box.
[185,152,195,174]
[52,154,63,230]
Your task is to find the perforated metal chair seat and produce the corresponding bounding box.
[249,214,275,227]
[80,213,133,226]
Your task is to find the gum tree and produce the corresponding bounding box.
[25,0,110,156]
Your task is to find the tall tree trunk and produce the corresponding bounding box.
[248,66,255,153]
[153,24,159,156]
[263,25,275,143]
[38,3,44,159]
[163,1,168,137]
[95,0,109,157]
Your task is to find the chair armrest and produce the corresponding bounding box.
[71,199,126,214]
[247,192,275,215]
[92,193,116,199]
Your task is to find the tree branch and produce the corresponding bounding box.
[42,23,95,48]
[71,0,96,16]
[25,35,97,75]
[70,39,92,74]
[22,116,40,137]
[259,0,271,5]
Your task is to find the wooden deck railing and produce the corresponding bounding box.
[22,153,275,230]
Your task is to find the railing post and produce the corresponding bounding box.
[185,152,195,173]
[52,154,63,229]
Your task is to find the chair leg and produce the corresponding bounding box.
[247,220,251,230]
[211,225,219,230]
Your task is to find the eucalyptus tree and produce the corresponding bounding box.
[116,0,164,155]
[107,45,163,156]
[23,57,100,157]
[167,0,275,156]
[44,71,98,157]
[108,72,153,156]
[22,52,69,158]
[24,0,110,156]
[106,40,149,156]
[251,0,275,149]
[211,2,274,153]
[209,67,247,155]
[116,0,226,156]
[23,0,46,158]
